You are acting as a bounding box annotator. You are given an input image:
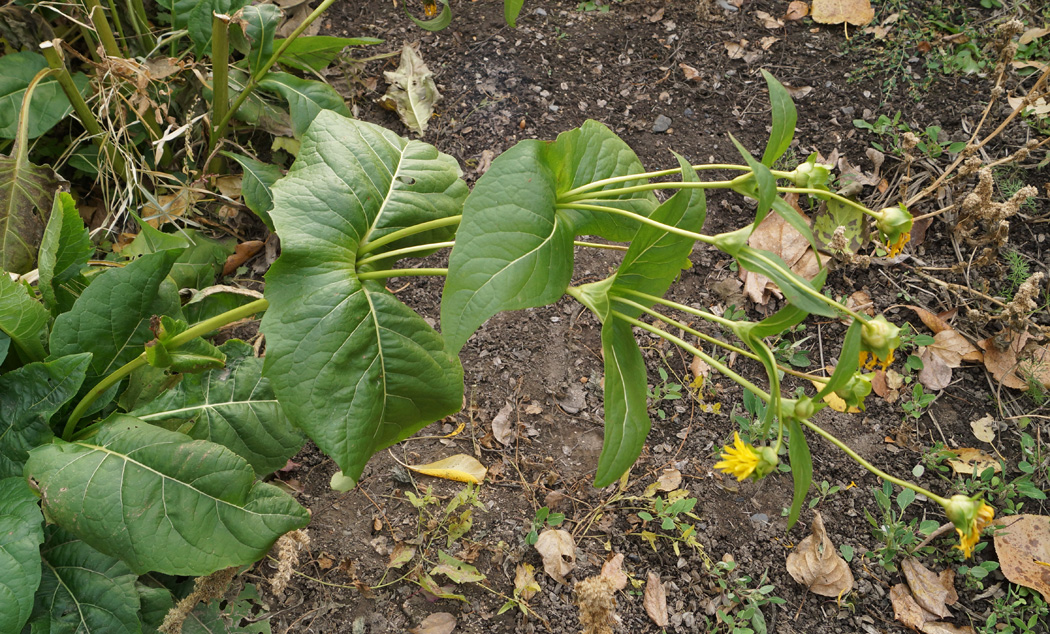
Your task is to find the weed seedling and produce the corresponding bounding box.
[864,482,941,571]
[709,560,785,634]
[525,506,566,546]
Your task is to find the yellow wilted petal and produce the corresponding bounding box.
[808,379,861,413]
[407,454,487,483]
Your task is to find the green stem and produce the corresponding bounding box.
[617,288,739,329]
[744,249,869,323]
[100,0,128,51]
[208,12,231,174]
[574,240,628,251]
[357,268,447,281]
[357,216,461,255]
[612,311,770,402]
[356,241,455,267]
[40,41,128,179]
[210,0,339,146]
[84,0,122,57]
[799,418,948,506]
[561,164,794,198]
[556,203,716,245]
[560,179,736,203]
[125,0,155,51]
[63,299,270,439]
[777,187,880,218]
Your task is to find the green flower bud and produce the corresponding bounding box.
[755,446,780,479]
[834,373,873,410]
[712,225,752,255]
[875,206,913,243]
[861,315,902,363]
[790,160,832,188]
[792,396,815,420]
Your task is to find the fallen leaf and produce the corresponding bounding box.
[786,511,854,597]
[276,0,321,38]
[755,10,784,28]
[1018,344,1050,391]
[491,402,515,446]
[891,583,932,630]
[946,448,1001,476]
[648,7,665,22]
[656,468,682,492]
[810,378,861,413]
[724,40,748,59]
[760,36,780,50]
[1007,95,1050,117]
[388,543,416,569]
[1019,27,1050,45]
[811,0,874,25]
[409,612,456,634]
[994,514,1050,602]
[783,84,813,98]
[432,551,485,584]
[600,553,628,591]
[690,355,710,383]
[921,623,976,634]
[215,175,242,199]
[927,330,982,367]
[535,529,575,584]
[515,563,540,601]
[785,1,809,20]
[902,558,952,618]
[406,454,487,484]
[644,571,669,627]
[917,347,952,390]
[906,305,952,334]
[679,63,701,81]
[1012,60,1049,73]
[142,189,194,227]
[970,415,995,443]
[979,332,1029,389]
[378,43,442,137]
[846,291,874,317]
[222,240,265,276]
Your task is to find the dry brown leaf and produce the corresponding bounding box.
[994,514,1050,602]
[222,240,265,277]
[142,189,194,228]
[643,571,669,627]
[811,0,874,25]
[979,333,1029,389]
[891,583,933,630]
[947,448,1001,476]
[1012,60,1049,73]
[785,1,809,20]
[600,553,628,591]
[918,348,953,390]
[847,291,874,316]
[1008,95,1050,117]
[1019,27,1050,45]
[690,355,710,382]
[970,415,995,443]
[656,468,682,492]
[902,558,952,618]
[724,40,748,59]
[406,454,487,483]
[535,529,575,584]
[491,402,515,446]
[409,612,456,634]
[379,44,442,137]
[741,210,817,305]
[921,623,976,634]
[1018,344,1050,390]
[906,305,952,334]
[679,63,701,81]
[759,36,780,50]
[514,563,540,601]
[929,330,981,368]
[276,1,321,38]
[755,10,784,28]
[784,84,813,99]
[215,175,242,200]
[786,511,854,597]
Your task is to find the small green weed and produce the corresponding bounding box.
[853,113,967,158]
[981,585,1050,634]
[635,491,704,557]
[957,559,1001,591]
[709,560,785,634]
[524,506,566,546]
[901,383,937,422]
[864,482,941,571]
[648,366,684,421]
[808,480,843,509]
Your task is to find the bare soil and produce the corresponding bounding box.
[244,1,1050,633]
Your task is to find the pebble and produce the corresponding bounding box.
[652,114,672,133]
[534,7,546,15]
[750,513,769,524]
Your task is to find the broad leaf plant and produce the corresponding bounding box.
[0,51,994,632]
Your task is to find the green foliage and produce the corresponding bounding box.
[525,506,565,546]
[981,585,1049,634]
[709,560,785,634]
[864,481,941,571]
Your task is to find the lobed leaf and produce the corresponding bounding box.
[262,112,466,482]
[25,416,310,575]
[0,477,44,633]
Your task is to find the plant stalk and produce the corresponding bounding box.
[357,215,462,255]
[799,417,948,506]
[555,203,716,245]
[574,240,629,251]
[40,40,128,179]
[560,179,735,203]
[208,12,231,174]
[99,0,128,51]
[357,268,448,281]
[561,165,795,199]
[83,0,123,57]
[356,241,455,267]
[776,187,879,218]
[63,298,270,439]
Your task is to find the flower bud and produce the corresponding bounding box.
[861,315,902,364]
[790,160,832,188]
[792,396,815,420]
[875,206,913,242]
[755,446,780,479]
[834,373,873,410]
[712,226,752,255]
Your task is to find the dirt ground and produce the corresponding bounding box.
[240,1,1050,632]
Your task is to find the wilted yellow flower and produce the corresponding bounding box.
[944,495,995,558]
[715,432,761,481]
[859,349,895,371]
[423,0,439,17]
[885,232,911,257]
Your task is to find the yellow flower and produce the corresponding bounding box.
[714,432,761,481]
[858,349,895,371]
[423,0,439,17]
[944,495,995,558]
[886,232,911,257]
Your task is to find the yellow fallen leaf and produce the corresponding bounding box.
[811,0,874,26]
[996,515,1050,602]
[406,454,487,483]
[947,448,1001,476]
[809,379,861,413]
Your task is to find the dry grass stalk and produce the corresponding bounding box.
[159,566,238,634]
[271,528,311,595]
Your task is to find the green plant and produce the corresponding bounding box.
[901,383,937,421]
[982,585,1050,634]
[864,482,941,571]
[1,69,993,631]
[853,113,966,158]
[636,491,703,557]
[958,559,1001,590]
[808,479,842,509]
[525,506,566,546]
[410,0,525,30]
[648,365,684,420]
[709,560,785,634]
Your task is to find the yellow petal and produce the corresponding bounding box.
[407,454,487,483]
[808,379,861,413]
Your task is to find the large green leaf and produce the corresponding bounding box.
[37,192,92,315]
[0,353,90,478]
[608,154,705,316]
[131,340,304,476]
[441,121,656,353]
[729,134,776,224]
[594,319,650,487]
[261,112,466,482]
[242,4,281,75]
[25,417,310,575]
[733,246,836,317]
[787,417,813,531]
[50,250,183,390]
[0,51,90,140]
[188,0,251,56]
[26,526,140,634]
[505,0,525,27]
[549,120,657,241]
[258,72,351,137]
[0,477,44,633]
[222,151,282,229]
[759,70,797,168]
[0,273,48,362]
[274,36,383,73]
